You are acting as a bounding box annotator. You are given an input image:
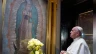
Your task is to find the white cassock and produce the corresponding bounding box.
[66,37,91,54]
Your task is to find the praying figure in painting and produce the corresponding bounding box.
[60,26,91,54]
[15,0,38,52]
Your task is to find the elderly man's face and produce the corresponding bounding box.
[70,27,79,39]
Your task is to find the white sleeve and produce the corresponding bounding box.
[66,44,80,54]
[78,43,91,54]
[66,43,85,54]
[78,43,85,54]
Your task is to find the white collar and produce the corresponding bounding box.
[73,37,81,41]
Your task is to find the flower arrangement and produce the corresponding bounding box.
[27,38,44,54]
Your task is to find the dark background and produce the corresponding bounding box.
[60,0,93,50]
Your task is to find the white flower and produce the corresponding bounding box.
[35,51,39,54]
[27,38,44,54]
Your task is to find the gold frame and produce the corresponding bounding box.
[46,0,58,54]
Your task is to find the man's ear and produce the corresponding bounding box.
[76,31,79,36]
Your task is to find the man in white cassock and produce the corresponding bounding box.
[60,26,91,54]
